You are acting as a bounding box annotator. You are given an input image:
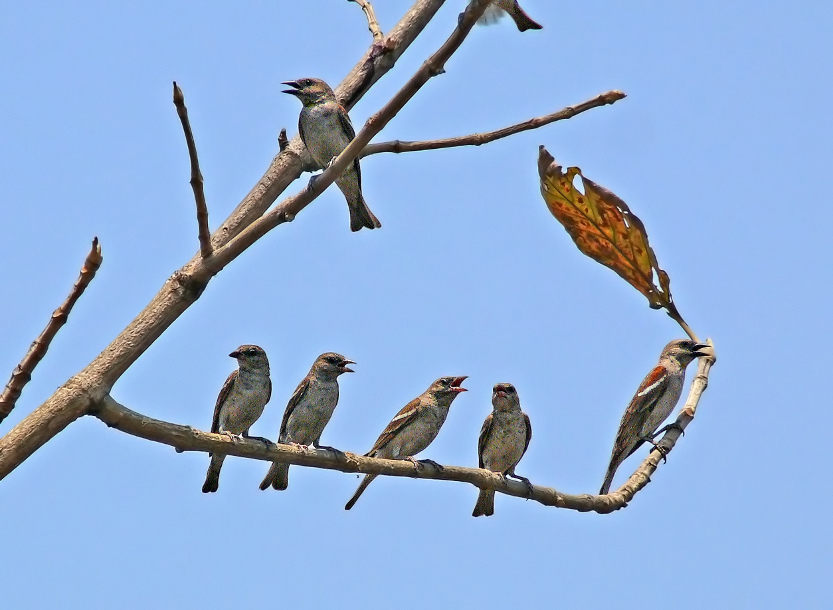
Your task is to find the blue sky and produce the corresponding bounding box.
[1,1,830,607]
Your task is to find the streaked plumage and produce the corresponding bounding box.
[599,339,709,495]
[345,376,468,510]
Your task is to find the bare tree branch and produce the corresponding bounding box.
[0,0,501,481]
[350,0,384,41]
[361,90,627,157]
[89,348,714,514]
[172,82,213,259]
[0,238,103,425]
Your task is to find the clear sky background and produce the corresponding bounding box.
[1,1,829,607]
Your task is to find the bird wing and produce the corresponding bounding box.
[477,413,495,468]
[369,397,422,455]
[335,103,362,191]
[522,412,533,457]
[279,376,310,442]
[211,370,238,433]
[615,365,669,459]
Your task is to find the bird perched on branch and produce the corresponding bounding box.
[283,77,382,232]
[473,383,533,517]
[344,376,468,510]
[599,339,710,495]
[259,352,355,491]
[478,1,542,32]
[202,345,272,493]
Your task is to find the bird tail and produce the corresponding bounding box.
[259,462,290,491]
[510,4,543,31]
[349,195,382,232]
[202,454,225,493]
[345,473,377,510]
[472,489,495,517]
[599,465,618,495]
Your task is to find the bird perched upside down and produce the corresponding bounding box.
[599,339,710,495]
[473,383,533,517]
[202,345,272,493]
[477,1,542,32]
[344,376,468,510]
[259,352,354,491]
[283,77,382,232]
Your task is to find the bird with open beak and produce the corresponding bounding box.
[345,376,468,510]
[600,339,711,495]
[282,77,381,232]
[259,352,355,491]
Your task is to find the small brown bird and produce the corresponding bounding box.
[283,77,381,232]
[473,383,533,517]
[600,339,710,495]
[344,376,468,510]
[259,353,354,491]
[202,345,272,493]
[478,1,543,32]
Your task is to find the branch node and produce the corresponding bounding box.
[278,128,289,151]
[349,0,384,41]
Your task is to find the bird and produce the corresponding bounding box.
[599,339,710,495]
[478,1,543,32]
[473,383,533,517]
[259,352,355,491]
[282,77,382,232]
[344,376,468,510]
[202,345,272,493]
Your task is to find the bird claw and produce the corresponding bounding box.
[307,174,320,190]
[418,459,444,472]
[654,421,685,438]
[222,431,244,444]
[405,456,421,471]
[508,473,534,497]
[244,434,273,447]
[315,444,346,460]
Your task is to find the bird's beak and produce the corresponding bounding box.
[341,359,355,373]
[450,376,468,392]
[693,343,712,358]
[229,350,241,358]
[282,80,302,96]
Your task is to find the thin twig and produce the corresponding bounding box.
[350,0,384,41]
[361,90,627,157]
[173,82,213,259]
[0,238,103,425]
